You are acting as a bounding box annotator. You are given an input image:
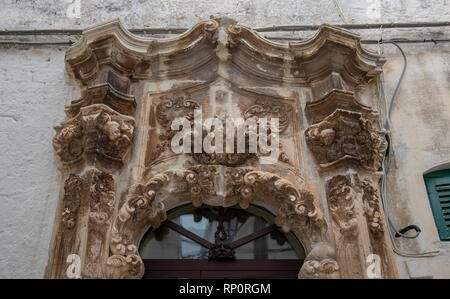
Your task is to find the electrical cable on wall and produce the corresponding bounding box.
[377,41,440,257]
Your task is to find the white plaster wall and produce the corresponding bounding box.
[0,48,77,278]
[0,0,448,29]
[0,0,449,278]
[382,44,450,279]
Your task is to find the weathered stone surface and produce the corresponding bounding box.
[40,18,400,279]
[0,1,449,279]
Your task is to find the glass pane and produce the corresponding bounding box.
[139,205,304,259]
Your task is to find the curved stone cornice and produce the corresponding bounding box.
[305,89,377,124]
[228,24,383,68]
[65,19,384,88]
[227,24,385,86]
[66,19,219,83]
[65,83,136,118]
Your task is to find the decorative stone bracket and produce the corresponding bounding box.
[53,104,135,168]
[305,109,387,171]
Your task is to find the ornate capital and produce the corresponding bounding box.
[53,104,135,168]
[305,109,387,171]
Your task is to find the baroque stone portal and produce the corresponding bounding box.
[46,18,398,279]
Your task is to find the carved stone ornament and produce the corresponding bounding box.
[305,109,387,171]
[243,98,293,133]
[298,243,340,279]
[53,104,135,167]
[326,175,358,236]
[108,166,327,278]
[151,93,292,166]
[61,174,84,229]
[299,259,340,279]
[360,179,384,236]
[84,170,116,278]
[47,18,399,279]
[66,82,136,118]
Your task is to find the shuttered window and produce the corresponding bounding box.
[424,169,450,241]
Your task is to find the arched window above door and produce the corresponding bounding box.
[139,204,305,260]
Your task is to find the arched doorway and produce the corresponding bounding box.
[139,204,305,278]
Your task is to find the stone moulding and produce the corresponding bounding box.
[305,89,377,124]
[226,23,385,86]
[108,166,327,279]
[65,83,136,118]
[65,19,219,83]
[65,18,384,87]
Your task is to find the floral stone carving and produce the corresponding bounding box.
[305,109,387,171]
[107,166,327,278]
[54,104,135,168]
[326,175,358,236]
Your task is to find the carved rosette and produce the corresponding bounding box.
[203,19,219,44]
[326,175,358,236]
[54,104,135,168]
[305,109,387,171]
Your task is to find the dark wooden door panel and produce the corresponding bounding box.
[144,270,201,279]
[200,270,298,279]
[143,259,303,279]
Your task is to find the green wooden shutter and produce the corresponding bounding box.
[424,169,450,241]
